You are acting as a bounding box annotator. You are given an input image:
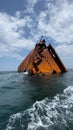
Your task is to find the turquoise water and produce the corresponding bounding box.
[0,69,73,130]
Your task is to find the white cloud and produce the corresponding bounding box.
[56,44,73,58]
[0,12,35,59]
[25,0,38,13]
[38,0,73,44]
[55,44,73,68]
[27,0,38,8]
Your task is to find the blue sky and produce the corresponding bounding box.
[0,0,73,71]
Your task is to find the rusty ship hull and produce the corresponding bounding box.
[18,40,67,75]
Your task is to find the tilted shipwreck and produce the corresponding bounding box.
[18,39,67,75]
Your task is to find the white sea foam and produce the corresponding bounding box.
[23,71,28,75]
[6,86,73,130]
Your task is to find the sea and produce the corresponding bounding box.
[0,69,73,130]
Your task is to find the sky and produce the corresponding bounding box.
[0,0,73,71]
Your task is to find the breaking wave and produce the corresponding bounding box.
[6,86,73,130]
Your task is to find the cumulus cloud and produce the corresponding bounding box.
[56,44,73,58]
[0,12,35,59]
[55,44,73,68]
[25,0,38,13]
[38,0,73,44]
[26,0,38,8]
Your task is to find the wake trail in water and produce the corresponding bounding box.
[6,86,73,130]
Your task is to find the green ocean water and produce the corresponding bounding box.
[0,69,73,130]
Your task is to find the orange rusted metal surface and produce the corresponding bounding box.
[18,39,67,75]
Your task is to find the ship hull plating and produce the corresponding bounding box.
[18,40,67,75]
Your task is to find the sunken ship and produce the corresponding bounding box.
[18,39,67,75]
